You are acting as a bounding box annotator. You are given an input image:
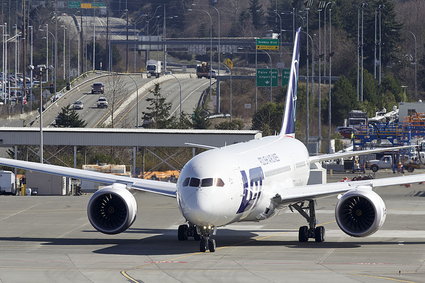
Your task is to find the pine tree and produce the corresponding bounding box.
[141,83,175,129]
[54,105,87,128]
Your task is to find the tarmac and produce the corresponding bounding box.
[1,170,425,283]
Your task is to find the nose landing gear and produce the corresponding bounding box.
[177,224,216,252]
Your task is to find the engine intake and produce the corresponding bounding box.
[335,188,386,237]
[87,183,137,234]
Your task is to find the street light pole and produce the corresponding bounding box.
[62,26,66,80]
[407,31,417,97]
[211,5,221,113]
[188,8,213,110]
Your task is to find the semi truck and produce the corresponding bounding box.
[146,60,162,78]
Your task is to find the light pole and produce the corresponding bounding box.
[378,4,383,85]
[29,25,34,110]
[328,6,333,153]
[170,73,182,117]
[38,65,46,164]
[210,5,221,113]
[62,26,66,80]
[318,6,322,143]
[47,30,57,99]
[188,8,213,109]
[220,63,232,118]
[407,31,417,97]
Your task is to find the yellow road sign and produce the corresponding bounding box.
[224,58,233,69]
[81,3,92,8]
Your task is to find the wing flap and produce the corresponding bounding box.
[0,158,177,198]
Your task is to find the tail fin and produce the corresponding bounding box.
[280,27,301,137]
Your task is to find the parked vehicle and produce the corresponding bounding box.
[97,97,108,108]
[0,170,16,195]
[91,82,104,94]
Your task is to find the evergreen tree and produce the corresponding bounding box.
[215,119,244,130]
[249,0,265,29]
[192,107,211,129]
[330,76,358,125]
[54,105,87,128]
[252,102,284,136]
[141,83,175,129]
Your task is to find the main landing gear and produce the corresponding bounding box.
[177,223,216,252]
[289,200,325,243]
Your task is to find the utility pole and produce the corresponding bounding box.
[125,8,129,72]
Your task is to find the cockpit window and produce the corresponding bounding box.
[201,178,214,187]
[216,178,225,187]
[183,177,190,186]
[189,178,200,187]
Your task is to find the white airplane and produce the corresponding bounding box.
[1,28,425,253]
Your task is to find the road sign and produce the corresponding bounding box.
[282,68,290,86]
[256,69,278,87]
[68,1,81,8]
[92,2,106,7]
[81,3,91,8]
[256,39,279,50]
[224,58,233,69]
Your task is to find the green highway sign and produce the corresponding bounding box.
[256,38,279,50]
[282,68,290,86]
[68,1,81,8]
[256,69,278,87]
[92,2,107,7]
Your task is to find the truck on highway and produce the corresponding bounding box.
[146,60,162,78]
[0,170,16,195]
[196,62,211,78]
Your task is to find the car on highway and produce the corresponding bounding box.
[97,97,108,108]
[72,100,84,110]
[91,82,104,94]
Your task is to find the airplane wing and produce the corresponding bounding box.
[279,173,425,204]
[309,145,414,164]
[0,158,177,198]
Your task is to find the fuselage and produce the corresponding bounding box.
[176,135,310,227]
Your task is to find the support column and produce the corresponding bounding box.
[132,146,137,177]
[73,146,77,168]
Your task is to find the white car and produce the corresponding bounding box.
[97,97,108,108]
[72,100,84,110]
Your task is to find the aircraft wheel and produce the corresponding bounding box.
[200,237,207,252]
[178,224,188,241]
[208,239,216,252]
[298,226,309,242]
[314,226,325,243]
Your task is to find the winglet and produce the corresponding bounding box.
[280,27,301,137]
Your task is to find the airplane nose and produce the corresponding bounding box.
[180,188,231,226]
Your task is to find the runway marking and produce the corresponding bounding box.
[352,273,418,283]
[120,270,143,283]
[0,204,39,221]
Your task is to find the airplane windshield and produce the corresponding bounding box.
[182,177,225,187]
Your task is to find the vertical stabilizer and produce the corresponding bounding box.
[280,27,301,137]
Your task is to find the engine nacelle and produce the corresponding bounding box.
[335,187,386,237]
[87,183,137,235]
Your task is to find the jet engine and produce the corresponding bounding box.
[335,188,386,237]
[87,183,137,234]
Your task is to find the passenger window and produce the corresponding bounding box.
[189,178,200,187]
[201,178,213,187]
[216,178,225,187]
[183,178,190,186]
